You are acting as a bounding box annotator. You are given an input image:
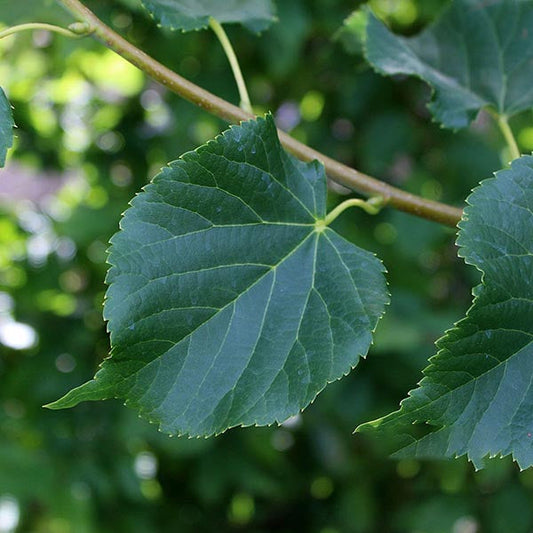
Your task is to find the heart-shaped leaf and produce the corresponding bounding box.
[141,0,276,32]
[0,88,14,167]
[363,0,533,129]
[358,155,533,469]
[48,115,388,437]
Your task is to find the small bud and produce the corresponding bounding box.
[68,22,93,35]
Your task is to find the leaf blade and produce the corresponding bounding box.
[48,115,389,437]
[357,155,533,469]
[0,87,14,167]
[141,0,276,32]
[362,0,533,129]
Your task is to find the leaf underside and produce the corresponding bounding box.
[0,87,14,167]
[141,0,276,32]
[48,115,388,437]
[364,0,533,129]
[358,155,533,469]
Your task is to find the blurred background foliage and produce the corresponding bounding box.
[0,0,532,531]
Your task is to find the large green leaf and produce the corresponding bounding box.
[364,0,533,129]
[48,115,388,437]
[358,155,533,469]
[0,87,14,167]
[141,0,276,32]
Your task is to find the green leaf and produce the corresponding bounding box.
[364,0,533,129]
[358,155,533,469]
[334,9,368,56]
[141,0,276,32]
[48,115,388,437]
[0,87,14,167]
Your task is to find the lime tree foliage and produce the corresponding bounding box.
[339,0,533,467]
[1,0,532,473]
[364,0,533,129]
[48,116,388,437]
[358,158,533,469]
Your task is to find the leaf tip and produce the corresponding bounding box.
[44,378,112,410]
[42,395,78,410]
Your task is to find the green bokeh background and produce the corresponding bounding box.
[0,0,532,531]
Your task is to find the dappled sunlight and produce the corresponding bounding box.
[0,320,37,350]
[0,496,19,533]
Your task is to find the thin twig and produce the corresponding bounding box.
[57,0,463,227]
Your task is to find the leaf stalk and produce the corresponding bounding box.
[208,17,253,115]
[324,196,385,226]
[494,113,520,162]
[0,22,92,41]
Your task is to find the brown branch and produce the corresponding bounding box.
[57,0,463,227]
